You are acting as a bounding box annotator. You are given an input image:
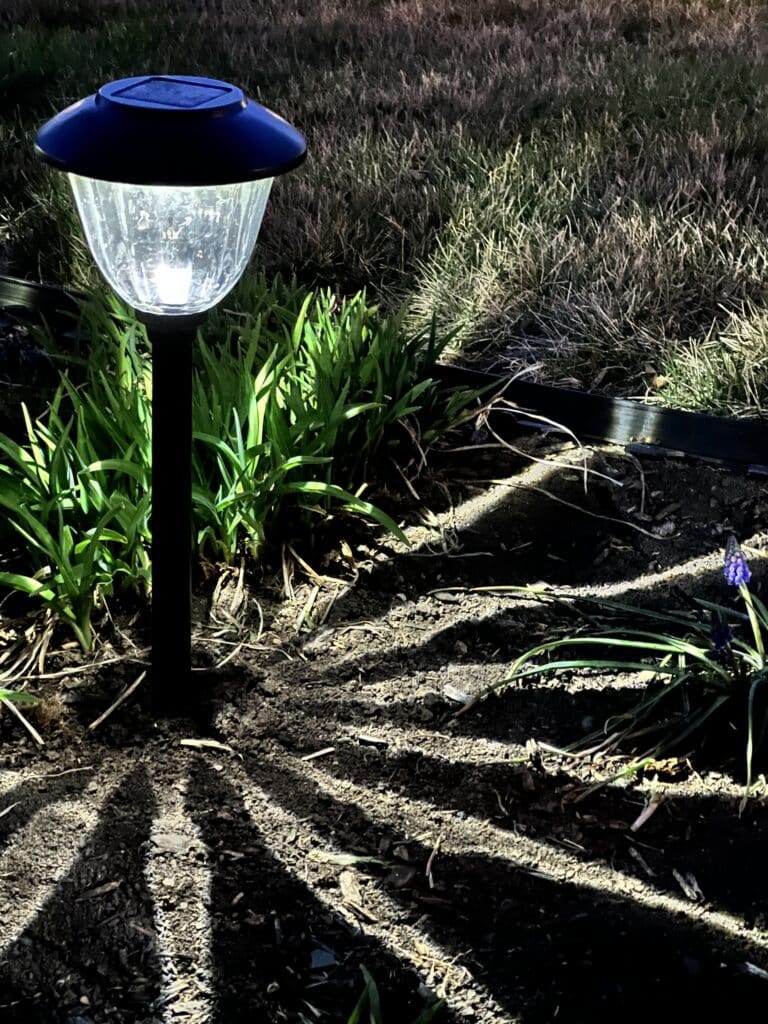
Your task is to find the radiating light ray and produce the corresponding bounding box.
[226,761,519,1023]
[0,772,23,800]
[455,532,768,605]
[304,530,768,693]
[286,749,768,956]
[332,720,530,763]
[557,529,768,600]
[395,457,563,555]
[635,774,768,804]
[0,764,96,800]
[0,798,103,955]
[146,774,213,1024]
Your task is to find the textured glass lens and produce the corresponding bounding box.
[69,175,273,315]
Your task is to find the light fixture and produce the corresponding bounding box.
[35,74,306,715]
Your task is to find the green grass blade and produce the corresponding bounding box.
[0,689,40,705]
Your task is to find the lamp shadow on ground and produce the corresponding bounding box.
[0,767,162,1023]
[221,751,768,1024]
[0,740,765,1022]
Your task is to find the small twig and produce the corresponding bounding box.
[390,457,421,501]
[231,558,246,618]
[281,544,295,601]
[295,584,320,633]
[1,698,44,746]
[0,651,150,685]
[425,834,442,889]
[625,451,648,518]
[483,401,623,491]
[491,786,509,816]
[300,746,335,762]
[190,636,293,661]
[0,802,20,819]
[180,737,236,754]
[672,867,703,901]
[36,622,54,676]
[394,416,429,475]
[0,636,43,682]
[211,641,245,671]
[630,798,663,832]
[536,741,600,759]
[317,586,347,627]
[87,670,147,732]
[628,845,656,877]
[252,596,265,643]
[286,544,349,587]
[209,561,248,628]
[457,478,668,540]
[27,765,94,782]
[439,442,509,453]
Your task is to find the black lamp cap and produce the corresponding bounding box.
[35,74,307,186]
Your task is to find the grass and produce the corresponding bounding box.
[0,278,473,649]
[3,1,768,412]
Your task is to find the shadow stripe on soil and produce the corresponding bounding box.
[146,772,215,1024]
[0,765,163,1023]
[284,536,768,720]
[233,747,768,1023]
[261,745,768,953]
[290,753,765,950]
[283,681,643,749]
[184,761,469,1024]
[310,738,768,924]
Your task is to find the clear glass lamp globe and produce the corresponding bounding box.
[68,174,273,316]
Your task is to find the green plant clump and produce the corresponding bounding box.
[345,966,444,1024]
[0,276,472,650]
[464,537,767,807]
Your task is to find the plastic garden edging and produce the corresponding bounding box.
[1,273,766,474]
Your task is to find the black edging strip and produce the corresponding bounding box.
[435,364,768,474]
[1,273,766,473]
[0,273,84,328]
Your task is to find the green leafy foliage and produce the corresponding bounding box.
[462,543,767,807]
[346,966,444,1024]
[0,278,473,649]
[0,688,39,705]
[194,276,471,562]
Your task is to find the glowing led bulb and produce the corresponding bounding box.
[68,174,273,316]
[153,263,193,306]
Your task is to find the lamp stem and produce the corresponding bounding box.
[146,315,202,715]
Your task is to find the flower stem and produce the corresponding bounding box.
[739,583,765,668]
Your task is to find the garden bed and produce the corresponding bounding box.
[4,2,768,1019]
[2,438,768,1023]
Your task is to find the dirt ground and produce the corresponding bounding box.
[1,436,768,1024]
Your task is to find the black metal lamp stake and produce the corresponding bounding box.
[34,75,306,715]
[142,312,201,710]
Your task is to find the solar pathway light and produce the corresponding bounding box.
[35,75,306,714]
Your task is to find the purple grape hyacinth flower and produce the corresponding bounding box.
[724,535,751,587]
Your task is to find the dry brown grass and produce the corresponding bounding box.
[2,0,768,410]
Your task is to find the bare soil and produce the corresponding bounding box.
[1,439,768,1023]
